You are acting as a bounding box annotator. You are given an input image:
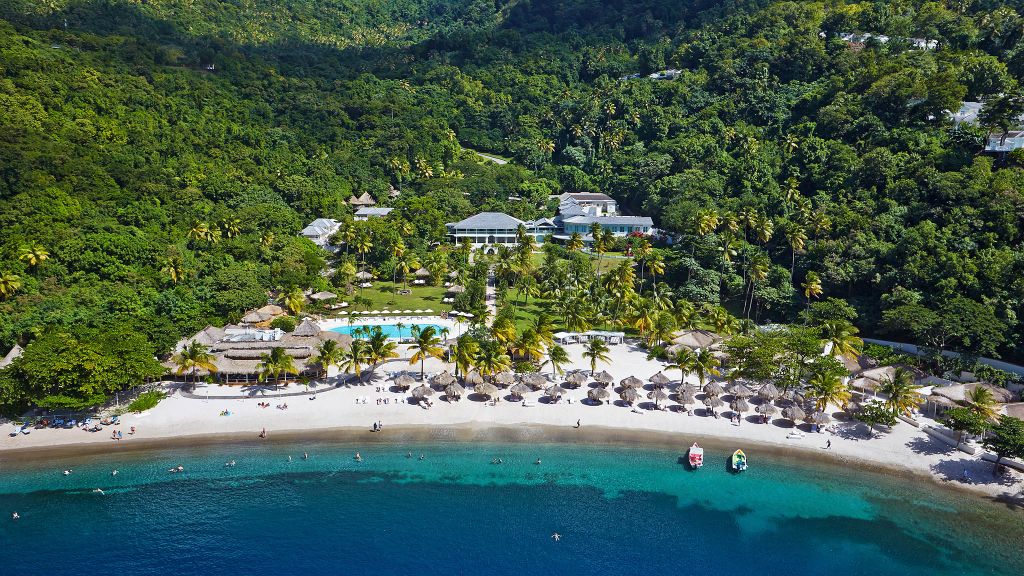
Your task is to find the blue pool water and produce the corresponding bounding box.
[0,441,1020,575]
[328,323,446,339]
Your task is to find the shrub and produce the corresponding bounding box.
[125,390,166,413]
[271,316,297,332]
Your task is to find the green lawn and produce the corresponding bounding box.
[328,281,449,314]
[530,250,629,274]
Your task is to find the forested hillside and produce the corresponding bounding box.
[2,0,1024,410]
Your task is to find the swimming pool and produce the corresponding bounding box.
[328,323,447,340]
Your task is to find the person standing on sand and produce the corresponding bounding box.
[575,419,580,428]
[826,439,831,449]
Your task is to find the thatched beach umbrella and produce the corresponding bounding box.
[355,270,373,281]
[521,373,547,389]
[594,370,614,384]
[447,285,466,294]
[620,376,643,389]
[494,371,516,387]
[648,388,668,407]
[430,370,456,388]
[447,270,460,279]
[677,390,696,407]
[414,267,430,278]
[411,384,434,399]
[464,370,484,386]
[510,382,532,398]
[649,371,671,387]
[475,382,498,399]
[546,385,567,399]
[730,383,754,398]
[703,396,724,409]
[444,382,465,401]
[703,382,724,397]
[755,402,777,416]
[588,387,610,403]
[808,411,831,425]
[782,405,806,423]
[783,390,806,406]
[620,388,639,404]
[565,371,588,386]
[731,398,750,413]
[677,383,697,397]
[393,373,415,390]
[757,383,780,402]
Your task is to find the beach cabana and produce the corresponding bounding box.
[494,371,516,387]
[782,405,806,424]
[703,382,724,397]
[565,371,588,386]
[444,383,465,401]
[553,332,578,345]
[588,387,610,404]
[430,371,456,388]
[510,382,532,399]
[594,370,614,384]
[807,411,831,427]
[521,373,548,389]
[474,383,498,399]
[649,371,671,387]
[393,373,416,391]
[620,376,643,389]
[729,383,753,398]
[464,370,484,386]
[703,396,724,409]
[757,383,780,402]
[647,388,668,408]
[731,398,750,414]
[411,384,434,400]
[620,388,639,404]
[546,385,567,399]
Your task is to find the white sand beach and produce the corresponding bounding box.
[3,342,1021,501]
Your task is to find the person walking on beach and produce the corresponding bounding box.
[575,419,581,429]
[826,439,831,450]
[259,428,266,439]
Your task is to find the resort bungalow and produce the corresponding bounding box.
[558,215,653,240]
[354,207,393,221]
[348,192,376,207]
[167,320,352,383]
[558,192,618,216]
[300,218,342,249]
[446,212,556,250]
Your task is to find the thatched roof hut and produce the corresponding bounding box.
[464,370,484,386]
[593,370,614,384]
[731,398,750,413]
[393,373,416,390]
[757,383,780,402]
[588,387,610,403]
[755,403,777,415]
[619,388,639,404]
[565,371,588,386]
[510,382,532,398]
[430,370,457,388]
[703,382,724,396]
[474,382,498,398]
[444,382,465,400]
[494,371,516,386]
[649,371,671,386]
[620,376,643,389]
[729,383,754,398]
[782,405,806,422]
[411,384,434,399]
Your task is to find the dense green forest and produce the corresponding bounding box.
[2,0,1024,411]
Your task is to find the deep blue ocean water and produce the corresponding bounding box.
[0,441,1020,575]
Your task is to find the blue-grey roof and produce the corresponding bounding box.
[564,215,653,226]
[301,218,341,236]
[355,207,393,216]
[447,212,525,230]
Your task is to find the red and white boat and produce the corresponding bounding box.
[688,442,704,469]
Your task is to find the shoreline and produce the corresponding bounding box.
[2,421,1018,506]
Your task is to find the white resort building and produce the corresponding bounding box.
[300,218,342,248]
[447,193,652,250]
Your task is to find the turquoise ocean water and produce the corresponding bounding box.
[0,441,1020,575]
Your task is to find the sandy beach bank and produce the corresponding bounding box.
[2,343,1021,504]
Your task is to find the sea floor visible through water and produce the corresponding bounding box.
[0,439,1020,575]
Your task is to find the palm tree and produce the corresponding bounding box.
[627,298,658,340]
[666,347,697,384]
[18,245,49,268]
[802,271,823,311]
[591,224,607,291]
[173,341,217,382]
[582,338,611,374]
[354,231,373,266]
[187,221,209,243]
[221,218,242,238]
[754,213,774,245]
[650,311,677,347]
[475,339,512,380]
[567,232,584,252]
[511,329,545,363]
[693,349,720,386]
[367,327,399,368]
[341,339,369,382]
[409,326,444,381]
[395,322,406,341]
[531,315,554,348]
[807,372,851,412]
[415,157,434,180]
[396,252,420,290]
[820,320,863,359]
[966,386,999,423]
[632,237,653,286]
[314,339,344,378]
[278,286,305,316]
[453,335,480,377]
[491,316,518,349]
[545,344,569,378]
[785,223,807,281]
[878,368,923,416]
[257,347,298,383]
[161,257,185,284]
[260,231,275,247]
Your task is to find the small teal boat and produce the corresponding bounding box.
[732,449,748,472]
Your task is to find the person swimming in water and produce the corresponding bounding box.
[62,469,72,476]
[418,454,425,461]
[111,469,118,476]
[535,458,542,465]
[551,532,561,541]
[287,456,292,462]
[11,512,19,520]
[93,488,105,495]
[303,453,308,460]
[354,453,362,462]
